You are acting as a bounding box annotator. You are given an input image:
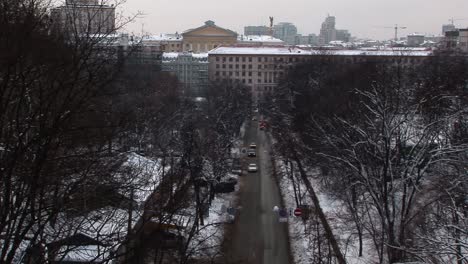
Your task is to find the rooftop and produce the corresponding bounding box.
[208,46,433,56]
[238,35,284,43]
[143,34,183,42]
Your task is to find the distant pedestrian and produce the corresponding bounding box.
[273,205,279,212]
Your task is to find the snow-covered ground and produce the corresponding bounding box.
[186,181,239,260]
[275,160,378,264]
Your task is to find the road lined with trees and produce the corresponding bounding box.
[267,52,468,263]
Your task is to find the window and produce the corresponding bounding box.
[242,57,246,62]
[248,79,252,83]
[236,57,239,62]
[242,72,246,76]
[242,65,246,69]
[258,79,261,83]
[248,65,252,69]
[216,64,220,69]
[229,72,233,76]
[258,65,262,69]
[229,65,233,69]
[222,57,226,62]
[216,57,219,62]
[248,72,252,76]
[248,57,252,62]
[229,57,233,62]
[222,64,226,69]
[235,65,239,69]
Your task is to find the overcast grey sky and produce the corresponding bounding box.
[120,0,468,40]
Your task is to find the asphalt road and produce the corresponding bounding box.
[223,118,291,264]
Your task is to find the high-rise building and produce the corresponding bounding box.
[273,22,298,45]
[442,24,456,35]
[319,16,337,45]
[335,29,351,42]
[244,26,271,36]
[51,0,115,35]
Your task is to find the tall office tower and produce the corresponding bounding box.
[319,15,337,45]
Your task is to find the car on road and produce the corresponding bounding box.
[247,149,256,157]
[252,116,257,121]
[247,163,258,172]
[231,169,242,175]
[249,143,257,149]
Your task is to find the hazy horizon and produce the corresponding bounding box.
[118,0,468,40]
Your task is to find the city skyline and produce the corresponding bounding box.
[121,0,468,40]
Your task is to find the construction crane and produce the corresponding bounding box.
[449,18,468,25]
[374,24,407,41]
[385,24,407,41]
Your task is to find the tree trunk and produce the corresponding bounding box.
[292,152,347,264]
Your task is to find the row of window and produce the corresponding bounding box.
[214,74,279,84]
[214,56,302,63]
[215,64,288,70]
[213,55,427,65]
[214,71,283,77]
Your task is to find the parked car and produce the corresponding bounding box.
[247,149,256,157]
[247,163,258,172]
[231,168,242,175]
[214,181,236,193]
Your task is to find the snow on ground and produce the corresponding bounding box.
[187,188,238,259]
[275,160,378,264]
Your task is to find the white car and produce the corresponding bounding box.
[247,163,258,172]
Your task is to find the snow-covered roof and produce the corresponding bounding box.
[209,46,309,55]
[208,46,433,56]
[121,152,167,204]
[162,52,209,62]
[238,35,284,43]
[143,34,183,42]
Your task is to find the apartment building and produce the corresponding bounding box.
[162,52,209,96]
[51,0,115,36]
[208,46,432,102]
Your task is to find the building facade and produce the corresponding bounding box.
[459,29,468,52]
[273,22,298,45]
[244,26,271,36]
[142,34,183,53]
[162,52,209,96]
[335,29,351,42]
[181,20,238,53]
[294,34,319,45]
[407,34,425,47]
[51,0,115,35]
[208,46,432,102]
